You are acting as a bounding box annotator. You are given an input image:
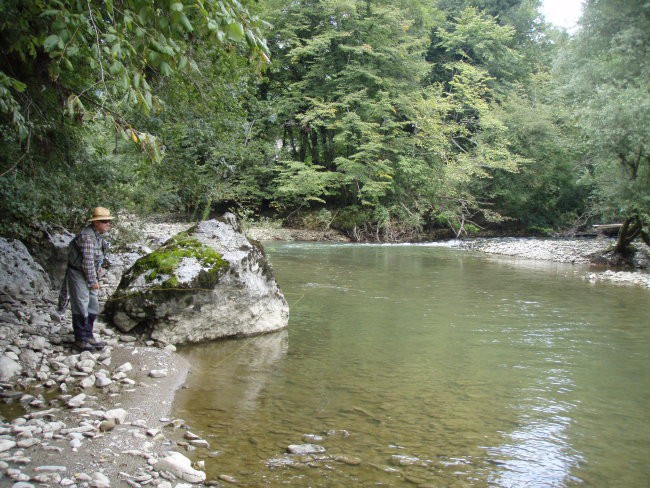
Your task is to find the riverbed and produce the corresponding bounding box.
[173,242,650,487]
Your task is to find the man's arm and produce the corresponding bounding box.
[80,235,99,288]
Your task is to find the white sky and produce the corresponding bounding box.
[540,0,584,31]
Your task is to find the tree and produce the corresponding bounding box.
[556,0,650,254]
[257,0,432,232]
[0,0,269,140]
[0,0,269,236]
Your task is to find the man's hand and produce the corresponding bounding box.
[91,283,101,290]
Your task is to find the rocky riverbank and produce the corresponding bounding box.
[450,237,650,288]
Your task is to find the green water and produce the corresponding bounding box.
[174,243,650,487]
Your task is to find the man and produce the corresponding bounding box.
[65,207,113,351]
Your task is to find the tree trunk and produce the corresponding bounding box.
[310,130,319,165]
[615,215,642,254]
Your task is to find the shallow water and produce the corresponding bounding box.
[174,243,650,487]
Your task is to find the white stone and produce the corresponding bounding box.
[0,354,22,381]
[153,451,206,483]
[30,336,48,351]
[17,438,40,448]
[287,444,326,455]
[79,376,96,388]
[66,393,86,408]
[95,375,112,388]
[76,359,96,371]
[0,438,17,452]
[104,408,127,424]
[115,362,133,373]
[11,481,33,487]
[34,465,67,472]
[148,369,168,378]
[90,471,111,487]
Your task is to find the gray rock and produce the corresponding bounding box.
[94,374,112,388]
[16,438,41,448]
[79,376,96,388]
[0,354,22,380]
[114,362,133,373]
[0,238,51,298]
[29,336,48,352]
[19,349,41,369]
[34,465,67,473]
[28,228,74,287]
[90,471,111,487]
[106,215,289,345]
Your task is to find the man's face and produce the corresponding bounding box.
[93,220,112,234]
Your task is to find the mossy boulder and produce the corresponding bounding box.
[105,214,289,344]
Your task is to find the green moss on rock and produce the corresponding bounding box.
[131,234,228,288]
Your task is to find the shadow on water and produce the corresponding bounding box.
[174,243,650,487]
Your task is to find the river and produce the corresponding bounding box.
[174,243,650,487]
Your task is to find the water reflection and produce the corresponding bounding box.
[176,330,288,415]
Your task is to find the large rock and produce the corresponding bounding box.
[27,228,74,287]
[0,237,51,298]
[105,215,289,344]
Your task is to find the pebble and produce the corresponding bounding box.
[115,362,133,373]
[148,369,168,378]
[66,393,86,408]
[287,444,326,455]
[0,439,17,452]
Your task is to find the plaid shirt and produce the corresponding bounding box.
[80,232,100,286]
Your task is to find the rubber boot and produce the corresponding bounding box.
[86,314,105,349]
[72,315,93,352]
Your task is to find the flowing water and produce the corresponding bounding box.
[174,243,650,487]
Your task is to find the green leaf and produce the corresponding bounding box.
[43,35,60,52]
[227,22,244,42]
[179,14,193,32]
[109,60,123,75]
[159,61,172,76]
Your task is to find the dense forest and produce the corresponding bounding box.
[1,0,648,252]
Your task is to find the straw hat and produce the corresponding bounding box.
[88,207,115,222]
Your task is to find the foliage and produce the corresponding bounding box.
[253,0,530,239]
[474,76,590,230]
[0,0,268,237]
[2,0,640,248]
[0,0,269,139]
[556,0,650,250]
